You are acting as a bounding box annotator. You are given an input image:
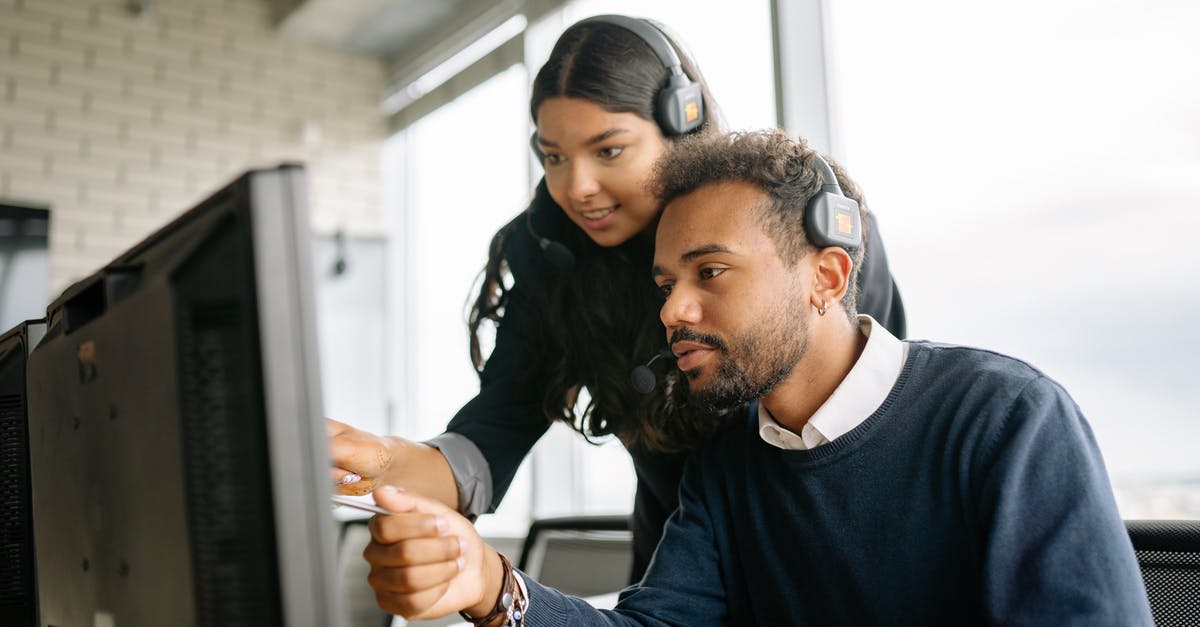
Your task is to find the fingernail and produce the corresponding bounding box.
[456,556,465,572]
[459,538,468,556]
[380,485,397,493]
[435,516,448,533]
[340,473,361,485]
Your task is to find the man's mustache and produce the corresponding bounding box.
[669,327,728,353]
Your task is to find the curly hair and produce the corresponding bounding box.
[651,129,871,318]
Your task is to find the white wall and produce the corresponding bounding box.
[0,0,388,292]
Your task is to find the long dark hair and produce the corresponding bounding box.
[468,18,726,452]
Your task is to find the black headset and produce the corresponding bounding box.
[805,152,863,251]
[529,15,706,160]
[526,15,707,270]
[581,15,706,136]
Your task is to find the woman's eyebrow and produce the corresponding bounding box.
[583,128,631,145]
[537,127,631,149]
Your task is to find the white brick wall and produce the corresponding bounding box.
[0,0,388,290]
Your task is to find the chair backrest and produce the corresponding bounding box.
[517,515,633,598]
[1126,519,1200,627]
[337,518,394,627]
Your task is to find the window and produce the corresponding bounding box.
[825,0,1200,517]
[0,204,50,331]
[387,65,533,535]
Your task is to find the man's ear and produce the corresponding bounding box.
[811,247,853,310]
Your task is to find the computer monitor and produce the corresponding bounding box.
[0,319,45,627]
[25,165,343,627]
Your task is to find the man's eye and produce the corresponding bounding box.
[544,153,564,166]
[700,267,726,280]
[657,283,673,296]
[598,146,624,160]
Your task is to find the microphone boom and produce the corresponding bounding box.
[630,347,675,394]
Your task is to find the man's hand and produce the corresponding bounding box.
[364,486,505,620]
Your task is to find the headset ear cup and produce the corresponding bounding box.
[805,192,863,250]
[657,81,705,136]
[804,152,863,250]
[576,16,705,137]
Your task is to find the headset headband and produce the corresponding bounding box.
[572,14,705,136]
[578,15,685,78]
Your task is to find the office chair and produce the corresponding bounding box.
[517,515,633,598]
[337,518,393,627]
[1125,519,1200,626]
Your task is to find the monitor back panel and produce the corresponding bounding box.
[25,166,339,627]
[26,208,283,626]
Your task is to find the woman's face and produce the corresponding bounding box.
[535,97,670,247]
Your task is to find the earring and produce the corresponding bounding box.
[817,299,827,316]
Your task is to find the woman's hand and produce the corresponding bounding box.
[364,486,505,620]
[327,418,402,496]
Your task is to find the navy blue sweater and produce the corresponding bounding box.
[521,342,1153,626]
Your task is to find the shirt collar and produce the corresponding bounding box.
[758,315,908,450]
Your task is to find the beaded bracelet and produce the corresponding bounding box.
[459,552,527,626]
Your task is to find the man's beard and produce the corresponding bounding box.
[676,297,810,414]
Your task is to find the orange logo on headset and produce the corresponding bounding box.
[836,213,854,235]
[684,101,700,122]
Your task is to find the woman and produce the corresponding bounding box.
[329,14,906,582]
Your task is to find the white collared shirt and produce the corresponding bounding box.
[758,315,908,450]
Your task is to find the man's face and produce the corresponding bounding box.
[653,181,813,412]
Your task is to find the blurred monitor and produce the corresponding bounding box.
[0,319,45,627]
[24,165,342,627]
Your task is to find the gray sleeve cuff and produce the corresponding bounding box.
[423,432,493,520]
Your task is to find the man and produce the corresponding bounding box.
[361,129,1153,625]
